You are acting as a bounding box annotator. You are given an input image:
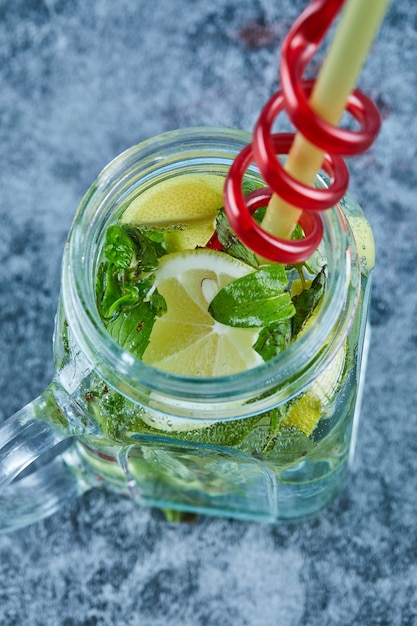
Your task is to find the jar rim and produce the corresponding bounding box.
[62,126,360,420]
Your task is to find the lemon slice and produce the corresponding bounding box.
[142,248,264,377]
[290,278,312,298]
[282,344,345,436]
[121,173,224,251]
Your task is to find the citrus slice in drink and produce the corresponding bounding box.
[282,344,345,436]
[121,173,224,251]
[142,248,263,376]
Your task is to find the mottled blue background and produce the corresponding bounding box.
[1,1,416,624]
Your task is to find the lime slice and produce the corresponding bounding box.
[142,248,263,377]
[282,345,345,436]
[121,173,224,251]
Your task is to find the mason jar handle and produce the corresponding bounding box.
[0,385,93,533]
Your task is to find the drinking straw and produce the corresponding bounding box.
[260,0,391,241]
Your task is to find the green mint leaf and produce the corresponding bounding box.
[209,264,295,327]
[252,205,267,223]
[213,180,267,267]
[121,224,160,271]
[267,426,317,464]
[104,223,164,272]
[234,408,286,457]
[241,179,267,223]
[104,224,135,269]
[133,273,155,300]
[143,229,167,258]
[242,178,264,195]
[237,421,316,466]
[101,263,123,318]
[215,209,259,268]
[292,266,327,335]
[107,293,138,317]
[150,289,167,317]
[99,264,153,319]
[106,281,153,318]
[253,319,292,361]
[106,300,156,359]
[290,223,304,241]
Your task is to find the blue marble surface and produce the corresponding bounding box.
[1,1,416,624]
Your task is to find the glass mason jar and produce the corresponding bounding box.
[0,127,373,532]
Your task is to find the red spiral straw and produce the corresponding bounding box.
[223,0,382,265]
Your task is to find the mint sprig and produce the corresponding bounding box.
[97,223,167,358]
